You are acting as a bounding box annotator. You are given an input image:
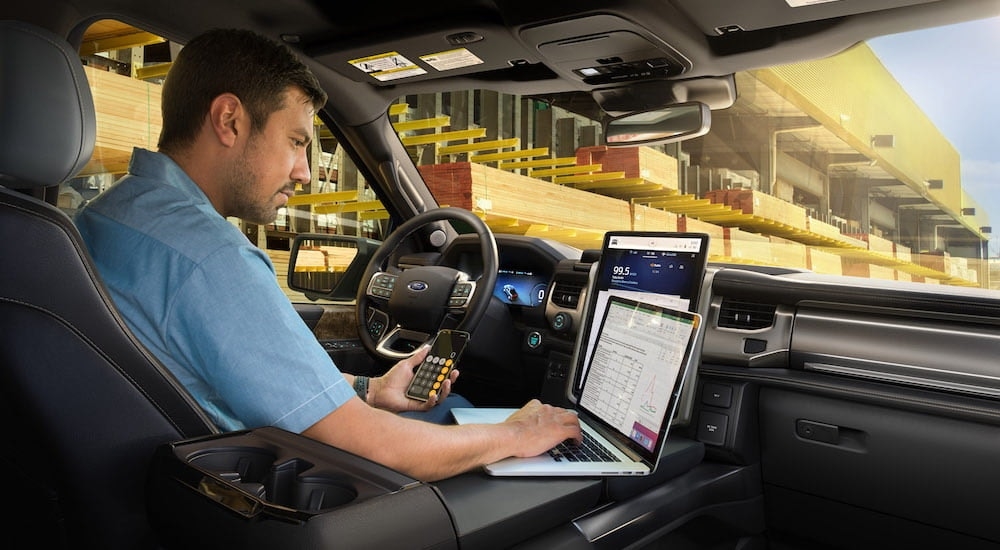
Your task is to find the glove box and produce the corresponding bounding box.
[146,426,457,549]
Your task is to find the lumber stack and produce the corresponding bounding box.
[677,216,725,258]
[631,204,678,232]
[807,248,843,275]
[723,227,771,264]
[575,146,679,190]
[418,162,633,232]
[705,189,808,231]
[82,65,163,175]
[847,232,894,256]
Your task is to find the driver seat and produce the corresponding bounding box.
[0,21,218,548]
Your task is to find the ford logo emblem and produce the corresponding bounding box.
[407,281,428,292]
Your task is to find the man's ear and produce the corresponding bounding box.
[209,93,244,148]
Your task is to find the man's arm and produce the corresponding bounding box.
[342,346,459,413]
[303,396,581,482]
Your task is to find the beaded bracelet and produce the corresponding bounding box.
[352,375,369,402]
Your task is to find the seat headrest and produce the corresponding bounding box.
[0,20,96,188]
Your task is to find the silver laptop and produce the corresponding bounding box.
[452,295,700,476]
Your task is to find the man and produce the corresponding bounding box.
[75,28,580,482]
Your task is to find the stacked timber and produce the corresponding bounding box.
[82,66,163,175]
[575,146,679,190]
[418,162,633,232]
[631,204,678,231]
[678,216,725,258]
[768,235,808,268]
[723,228,771,264]
[807,248,843,275]
[705,189,808,231]
[847,232,894,256]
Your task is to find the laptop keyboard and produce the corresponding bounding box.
[549,431,621,462]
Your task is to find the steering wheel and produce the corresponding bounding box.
[356,207,498,362]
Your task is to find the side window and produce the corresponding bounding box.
[74,19,388,302]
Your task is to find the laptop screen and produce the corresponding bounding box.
[574,232,709,395]
[577,295,700,461]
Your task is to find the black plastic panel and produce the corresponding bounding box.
[148,427,457,549]
[759,387,1000,544]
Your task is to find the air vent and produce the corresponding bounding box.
[718,300,776,330]
[550,280,585,309]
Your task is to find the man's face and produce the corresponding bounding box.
[226,87,315,225]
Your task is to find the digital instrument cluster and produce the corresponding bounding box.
[494,268,549,306]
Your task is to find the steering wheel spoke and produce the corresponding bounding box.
[366,271,398,300]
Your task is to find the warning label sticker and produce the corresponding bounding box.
[420,48,484,72]
[349,52,427,81]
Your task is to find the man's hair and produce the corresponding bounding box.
[158,28,328,152]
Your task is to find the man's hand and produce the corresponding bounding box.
[369,345,459,413]
[503,399,582,458]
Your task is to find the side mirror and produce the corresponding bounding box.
[603,102,711,147]
[287,234,381,301]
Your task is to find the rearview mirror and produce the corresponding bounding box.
[603,102,711,147]
[287,234,381,301]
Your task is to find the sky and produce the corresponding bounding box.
[867,16,1000,257]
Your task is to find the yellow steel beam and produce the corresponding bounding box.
[389,103,410,116]
[80,31,164,56]
[135,62,171,80]
[497,156,578,170]
[393,116,451,132]
[553,171,626,184]
[314,200,385,214]
[400,128,486,146]
[470,147,549,163]
[285,190,359,206]
[530,164,602,178]
[438,137,519,155]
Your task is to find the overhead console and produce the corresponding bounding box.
[520,14,691,86]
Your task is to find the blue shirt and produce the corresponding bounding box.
[75,148,355,432]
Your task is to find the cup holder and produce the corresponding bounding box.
[188,447,358,512]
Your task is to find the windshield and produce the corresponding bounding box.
[393,18,998,293]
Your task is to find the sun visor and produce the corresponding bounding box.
[309,22,538,85]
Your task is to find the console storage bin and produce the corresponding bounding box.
[147,426,457,549]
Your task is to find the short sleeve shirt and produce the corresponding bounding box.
[74,148,355,432]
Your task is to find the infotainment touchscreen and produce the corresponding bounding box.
[573,231,710,395]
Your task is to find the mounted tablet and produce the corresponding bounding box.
[571,231,710,403]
